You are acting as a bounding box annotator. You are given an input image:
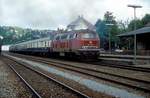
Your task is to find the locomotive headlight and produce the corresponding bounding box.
[89,41,92,44]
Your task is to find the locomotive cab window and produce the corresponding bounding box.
[81,33,97,39]
[55,35,60,40]
[61,34,68,40]
[69,33,77,39]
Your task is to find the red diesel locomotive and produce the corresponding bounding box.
[52,29,100,58]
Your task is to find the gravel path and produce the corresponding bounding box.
[0,56,32,98]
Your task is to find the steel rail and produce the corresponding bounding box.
[6,56,90,98]
[35,59,150,92]
[9,64,42,98]
[14,55,150,92]
[5,54,150,92]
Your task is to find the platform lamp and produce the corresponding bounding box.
[0,36,3,42]
[0,36,3,53]
[106,23,114,53]
[127,4,142,64]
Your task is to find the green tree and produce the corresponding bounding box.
[127,14,150,31]
[104,11,116,24]
[141,14,150,26]
[95,11,120,49]
[128,19,143,31]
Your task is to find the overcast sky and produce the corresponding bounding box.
[0,0,150,29]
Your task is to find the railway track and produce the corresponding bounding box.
[92,61,150,73]
[9,52,150,72]
[5,53,150,93]
[9,64,42,98]
[4,56,90,98]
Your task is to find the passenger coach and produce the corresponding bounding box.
[9,37,53,56]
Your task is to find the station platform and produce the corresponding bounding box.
[100,54,150,65]
[100,54,150,60]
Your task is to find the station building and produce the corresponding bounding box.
[67,16,96,31]
[118,25,150,55]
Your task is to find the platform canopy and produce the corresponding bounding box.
[118,27,150,37]
[67,16,96,31]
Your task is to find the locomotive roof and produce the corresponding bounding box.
[57,29,96,34]
[12,37,51,46]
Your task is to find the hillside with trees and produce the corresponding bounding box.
[0,26,53,45]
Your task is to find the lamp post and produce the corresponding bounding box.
[106,23,114,53]
[0,36,3,40]
[127,4,142,64]
[0,36,4,54]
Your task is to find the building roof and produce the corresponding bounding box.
[67,16,96,31]
[118,27,150,37]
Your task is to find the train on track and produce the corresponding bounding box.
[9,29,100,59]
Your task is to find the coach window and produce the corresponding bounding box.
[33,42,35,48]
[64,35,67,40]
[41,41,43,47]
[67,34,70,39]
[40,41,42,47]
[46,41,48,47]
[31,43,33,48]
[47,41,49,47]
[61,35,64,40]
[35,42,37,47]
[73,33,77,38]
[43,41,44,47]
[44,41,46,47]
[48,41,49,46]
[69,34,74,39]
[32,43,34,48]
[33,43,34,48]
[55,35,60,40]
[45,41,47,47]
[33,42,36,48]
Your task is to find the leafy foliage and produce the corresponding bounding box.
[141,14,150,26]
[95,12,150,50]
[95,11,120,49]
[0,26,52,45]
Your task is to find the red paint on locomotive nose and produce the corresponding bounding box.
[80,40,98,46]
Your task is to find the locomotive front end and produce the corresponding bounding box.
[78,31,100,58]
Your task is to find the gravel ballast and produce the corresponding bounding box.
[0,56,33,98]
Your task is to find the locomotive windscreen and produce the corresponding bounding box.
[81,33,98,39]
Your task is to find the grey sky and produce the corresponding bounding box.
[0,0,150,29]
